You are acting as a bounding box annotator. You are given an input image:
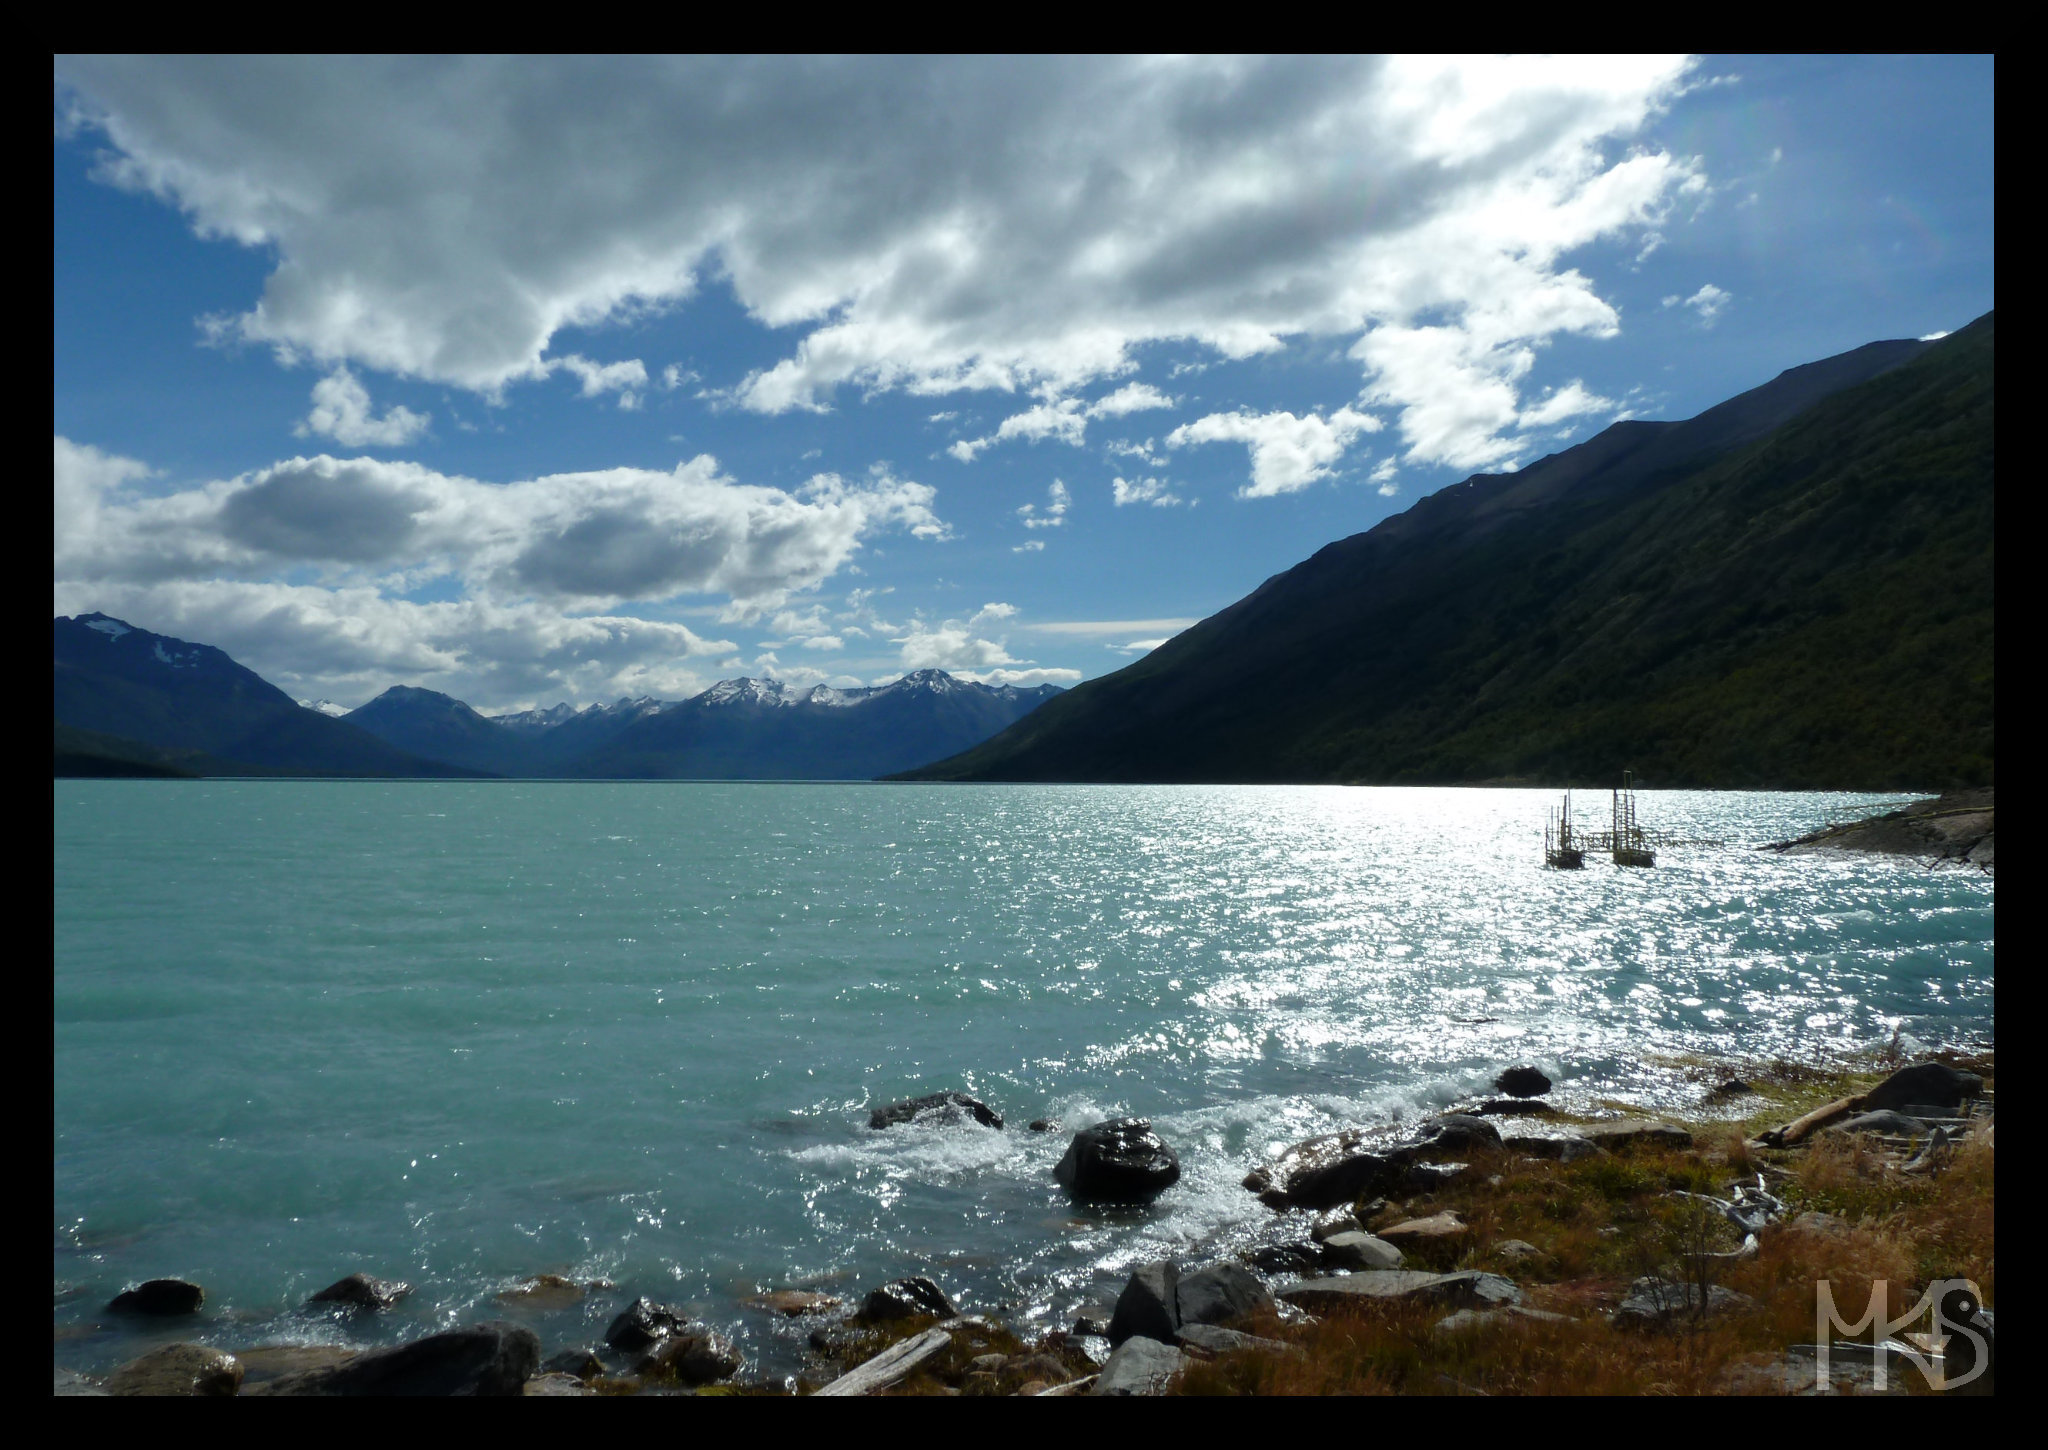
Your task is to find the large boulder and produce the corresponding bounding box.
[859,1276,957,1323]
[1495,1066,1552,1098]
[1611,1277,1755,1329]
[1055,1119,1181,1202]
[1412,1114,1502,1154]
[1107,1262,1179,1347]
[1280,1270,1522,1313]
[308,1272,412,1310]
[107,1278,204,1315]
[1091,1336,1186,1395]
[1176,1263,1274,1328]
[1584,1121,1692,1152]
[1859,1063,1983,1114]
[241,1322,539,1395]
[1829,1110,1934,1137]
[604,1297,691,1351]
[869,1091,1004,1130]
[1320,1231,1405,1271]
[105,1343,243,1397]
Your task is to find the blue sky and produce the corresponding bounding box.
[53,56,1993,712]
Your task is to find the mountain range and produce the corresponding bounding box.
[901,312,1994,789]
[53,616,1063,780]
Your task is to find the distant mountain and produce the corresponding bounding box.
[298,698,351,717]
[54,615,484,778]
[346,686,546,777]
[566,670,1064,779]
[900,313,1993,789]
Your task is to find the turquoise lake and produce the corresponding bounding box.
[53,781,1993,1377]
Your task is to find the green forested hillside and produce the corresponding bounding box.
[904,315,1992,788]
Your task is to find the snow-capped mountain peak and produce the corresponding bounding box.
[298,699,352,717]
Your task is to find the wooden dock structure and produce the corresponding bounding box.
[1550,770,1721,869]
[1544,788,1585,868]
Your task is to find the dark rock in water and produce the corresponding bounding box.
[745,1288,841,1317]
[108,1278,204,1315]
[604,1297,691,1351]
[869,1091,1004,1130]
[1611,1277,1756,1329]
[1473,1098,1553,1116]
[496,1273,593,1309]
[1071,1315,1111,1338]
[1830,1109,1934,1136]
[1029,1119,1058,1133]
[1860,1063,1983,1113]
[308,1272,412,1310]
[105,1343,243,1397]
[54,1369,108,1396]
[1091,1336,1186,1395]
[859,1276,957,1323]
[1495,1066,1552,1098]
[1055,1119,1181,1201]
[242,1322,540,1395]
[1108,1263,1179,1347]
[1414,1114,1501,1154]
[236,1345,361,1386]
[1708,1079,1754,1099]
[1177,1263,1275,1328]
[633,1326,742,1385]
[540,1348,606,1380]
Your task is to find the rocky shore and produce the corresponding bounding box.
[1764,787,1993,867]
[57,1057,1996,1397]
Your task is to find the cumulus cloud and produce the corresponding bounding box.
[58,55,1703,471]
[298,367,431,446]
[1518,379,1619,429]
[1111,475,1183,508]
[1166,406,1380,498]
[55,433,946,707]
[1663,283,1731,326]
[1016,479,1070,529]
[1012,539,1045,553]
[886,604,1077,686]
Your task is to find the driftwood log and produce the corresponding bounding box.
[1754,1094,1862,1148]
[813,1327,951,1396]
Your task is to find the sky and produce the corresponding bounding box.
[53,55,1994,713]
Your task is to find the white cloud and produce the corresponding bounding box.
[1024,616,1197,637]
[1110,638,1168,653]
[1370,457,1400,496]
[1088,382,1176,418]
[661,363,700,389]
[548,354,648,408]
[1919,330,1950,342]
[1012,539,1045,553]
[1111,475,1183,508]
[1166,406,1380,497]
[886,603,1077,686]
[59,55,1703,472]
[298,367,430,447]
[55,432,949,704]
[1518,379,1618,429]
[1664,283,1730,326]
[1016,478,1070,529]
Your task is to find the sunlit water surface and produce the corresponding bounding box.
[54,782,1992,1376]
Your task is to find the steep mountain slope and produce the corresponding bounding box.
[569,671,1063,779]
[53,615,482,777]
[902,314,1992,789]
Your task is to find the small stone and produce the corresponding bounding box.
[1175,1324,1298,1357]
[522,1372,593,1396]
[633,1326,742,1385]
[540,1348,606,1379]
[1310,1207,1362,1243]
[1070,1315,1110,1337]
[858,1276,957,1323]
[107,1278,204,1315]
[746,1289,842,1316]
[969,1352,1007,1374]
[1611,1277,1756,1329]
[308,1272,411,1310]
[1493,1239,1542,1263]
[496,1273,586,1309]
[1377,1211,1469,1246]
[1495,1066,1552,1098]
[605,1297,690,1351]
[105,1343,243,1397]
[1029,1119,1057,1133]
[1473,1098,1553,1116]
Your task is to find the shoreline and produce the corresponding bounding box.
[57,1036,1995,1397]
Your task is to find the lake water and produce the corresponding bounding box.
[53,781,1993,1378]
